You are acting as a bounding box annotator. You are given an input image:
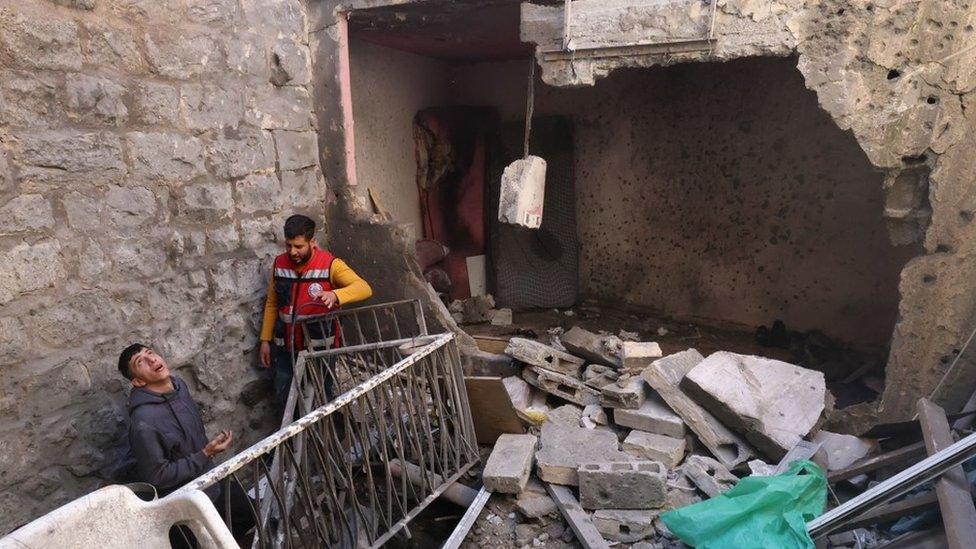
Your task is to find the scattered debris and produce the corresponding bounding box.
[562,326,621,368]
[680,455,738,498]
[524,367,601,406]
[812,430,876,472]
[600,375,646,409]
[507,337,585,377]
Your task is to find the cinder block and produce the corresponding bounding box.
[622,430,686,468]
[583,364,619,388]
[578,461,667,510]
[681,455,739,497]
[483,434,537,494]
[600,375,646,409]
[506,337,585,376]
[620,341,662,372]
[613,392,685,438]
[593,509,660,543]
[524,367,600,406]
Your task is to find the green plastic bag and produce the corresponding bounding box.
[660,460,827,549]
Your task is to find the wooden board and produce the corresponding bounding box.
[465,376,525,444]
[474,336,510,355]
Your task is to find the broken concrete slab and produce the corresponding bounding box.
[536,419,632,485]
[620,341,663,373]
[642,349,755,469]
[581,404,608,429]
[506,337,585,377]
[682,351,827,460]
[812,430,877,472]
[578,461,667,510]
[681,455,738,498]
[546,403,584,426]
[583,364,619,389]
[483,434,537,494]
[600,374,646,409]
[614,392,685,439]
[499,155,546,229]
[593,509,659,543]
[515,478,558,518]
[562,326,621,368]
[622,430,686,468]
[503,375,550,426]
[524,367,601,406]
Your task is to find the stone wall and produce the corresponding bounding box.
[0,0,330,532]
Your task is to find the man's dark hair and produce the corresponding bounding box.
[118,343,148,380]
[284,214,315,241]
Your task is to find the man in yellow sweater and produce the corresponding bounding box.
[259,214,372,414]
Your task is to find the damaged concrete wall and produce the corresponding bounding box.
[350,38,451,238]
[520,0,976,422]
[452,56,916,349]
[0,0,329,532]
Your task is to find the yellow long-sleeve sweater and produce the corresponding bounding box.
[260,257,373,341]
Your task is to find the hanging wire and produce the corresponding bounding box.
[523,57,536,159]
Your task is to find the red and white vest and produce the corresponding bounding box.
[272,247,340,351]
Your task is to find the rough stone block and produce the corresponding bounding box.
[127,131,205,181]
[682,351,826,460]
[0,8,82,71]
[235,172,281,214]
[185,0,241,25]
[498,155,546,228]
[271,40,311,86]
[133,82,179,125]
[180,83,244,131]
[524,367,600,406]
[176,181,233,220]
[562,326,621,367]
[0,194,54,233]
[81,22,145,73]
[613,392,685,438]
[506,337,584,376]
[600,375,646,409]
[536,420,632,486]
[0,70,62,128]
[205,129,276,178]
[483,434,537,494]
[245,84,312,130]
[642,349,754,469]
[620,341,663,372]
[281,168,326,205]
[0,240,66,304]
[105,185,156,228]
[64,73,128,125]
[812,430,876,471]
[273,130,318,170]
[622,430,685,468]
[145,31,220,79]
[681,455,738,497]
[593,509,659,543]
[14,131,126,186]
[578,461,667,510]
[515,477,558,518]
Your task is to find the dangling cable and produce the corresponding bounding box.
[523,57,535,159]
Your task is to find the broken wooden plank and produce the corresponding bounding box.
[828,441,927,483]
[545,483,611,549]
[464,377,525,444]
[917,398,976,549]
[442,487,492,549]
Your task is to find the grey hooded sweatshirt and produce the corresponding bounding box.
[127,376,220,500]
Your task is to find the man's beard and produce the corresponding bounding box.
[292,249,313,265]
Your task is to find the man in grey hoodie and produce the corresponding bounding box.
[119,343,253,546]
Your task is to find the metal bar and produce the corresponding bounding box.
[442,487,491,549]
[917,398,976,549]
[840,492,939,531]
[828,441,927,483]
[540,38,715,61]
[807,430,976,538]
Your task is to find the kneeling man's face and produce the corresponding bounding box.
[128,347,171,388]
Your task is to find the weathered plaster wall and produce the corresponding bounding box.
[452,56,915,348]
[350,38,451,238]
[0,0,329,532]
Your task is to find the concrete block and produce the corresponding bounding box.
[498,155,546,228]
[524,367,601,406]
[681,455,738,497]
[483,434,537,494]
[620,341,663,372]
[489,308,513,326]
[578,461,667,510]
[812,430,876,471]
[613,392,685,438]
[506,337,585,376]
[562,326,621,368]
[600,375,646,409]
[515,477,558,518]
[536,420,632,486]
[622,430,685,468]
[593,509,659,543]
[682,351,826,460]
[583,364,619,388]
[642,349,754,469]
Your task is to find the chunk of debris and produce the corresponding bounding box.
[489,308,513,326]
[515,477,558,518]
[622,430,686,468]
[562,326,621,368]
[614,392,685,439]
[506,337,585,377]
[498,155,546,229]
[503,376,550,426]
[665,473,702,510]
[811,430,876,472]
[450,294,496,324]
[593,509,659,543]
[681,455,738,498]
[682,351,827,460]
[524,367,601,406]
[617,329,640,342]
[747,459,776,477]
[642,349,754,469]
[601,374,646,409]
[483,434,537,494]
[536,419,632,485]
[578,461,667,510]
[581,404,608,429]
[583,364,619,389]
[546,403,585,426]
[620,341,663,373]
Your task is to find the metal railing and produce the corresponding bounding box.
[178,332,479,548]
[299,299,429,352]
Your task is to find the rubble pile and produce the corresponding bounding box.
[468,326,882,548]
